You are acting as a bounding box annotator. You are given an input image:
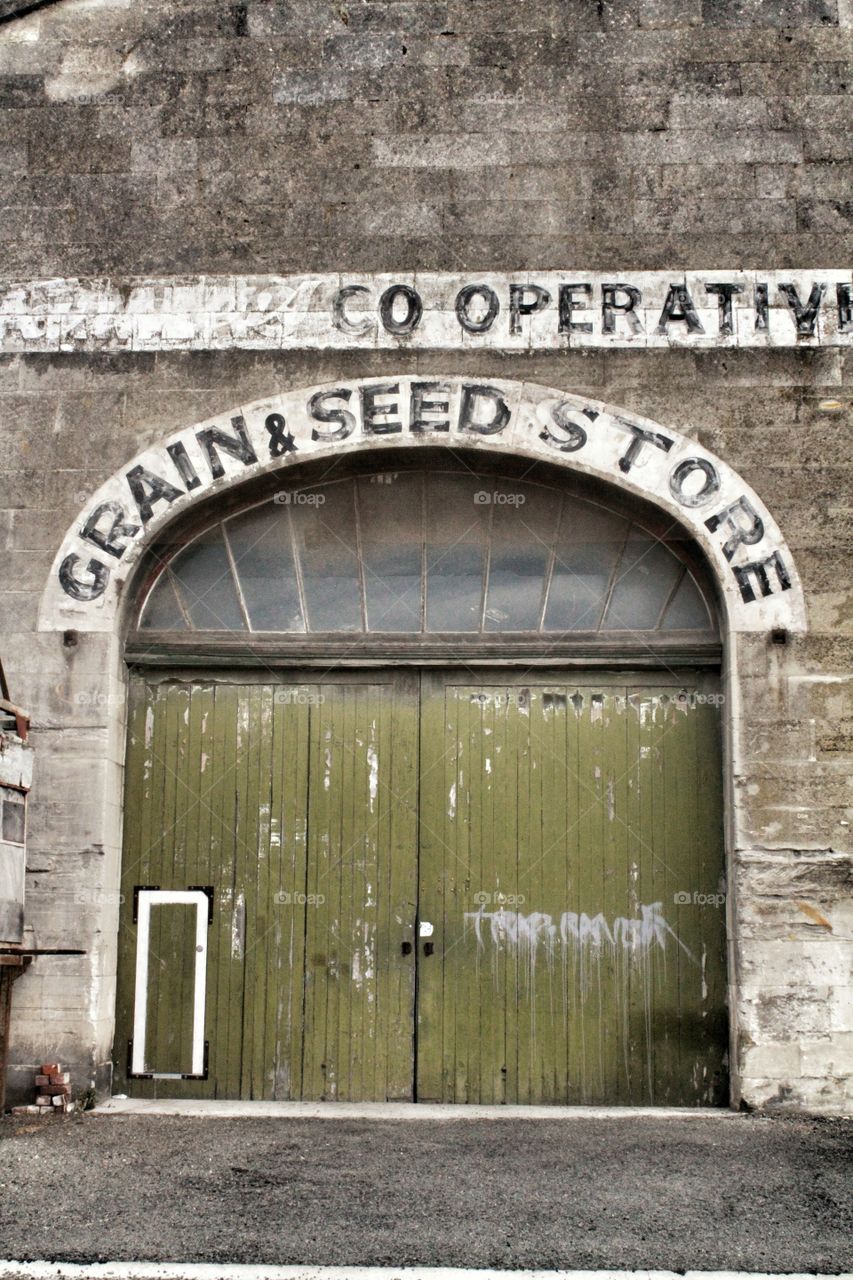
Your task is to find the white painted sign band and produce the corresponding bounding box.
[3,271,851,352]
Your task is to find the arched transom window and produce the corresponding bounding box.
[134,469,718,652]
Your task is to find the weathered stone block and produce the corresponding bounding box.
[742,1042,802,1077]
[702,0,838,25]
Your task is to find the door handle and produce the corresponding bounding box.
[401,940,412,956]
[423,941,434,956]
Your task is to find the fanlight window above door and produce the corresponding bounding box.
[136,470,716,643]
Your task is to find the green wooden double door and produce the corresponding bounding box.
[114,670,728,1105]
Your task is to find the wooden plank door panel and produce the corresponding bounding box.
[116,672,419,1101]
[116,668,724,1106]
[301,674,418,1101]
[416,671,727,1106]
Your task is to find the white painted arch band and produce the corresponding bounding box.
[37,376,807,637]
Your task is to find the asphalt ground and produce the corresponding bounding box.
[0,1112,851,1272]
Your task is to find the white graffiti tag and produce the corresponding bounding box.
[463,902,695,963]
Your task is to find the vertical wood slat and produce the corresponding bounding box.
[300,680,329,1099]
[659,688,693,1104]
[626,687,661,1104]
[243,684,274,1099]
[190,684,216,1091]
[572,687,606,1101]
[202,682,239,1097]
[378,677,419,1101]
[147,690,171,1079]
[414,670,447,1102]
[694,685,728,1105]
[471,688,493,1103]
[564,689,584,1103]
[336,683,357,1100]
[529,685,574,1104]
[605,689,630,1103]
[267,686,311,1099]
[218,684,243,1099]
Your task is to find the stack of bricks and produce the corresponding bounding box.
[11,1063,74,1115]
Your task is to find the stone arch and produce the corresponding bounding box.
[37,376,806,639]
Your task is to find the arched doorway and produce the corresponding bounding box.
[113,452,727,1105]
[37,375,808,1108]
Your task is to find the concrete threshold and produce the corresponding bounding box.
[95,1098,743,1120]
[0,1266,847,1280]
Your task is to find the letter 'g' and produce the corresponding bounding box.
[59,553,109,601]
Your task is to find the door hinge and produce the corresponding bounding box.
[132,885,160,923]
[189,884,214,925]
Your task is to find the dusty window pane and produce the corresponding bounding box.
[661,571,712,631]
[139,573,186,631]
[544,505,628,632]
[357,474,423,632]
[426,474,489,631]
[226,504,305,632]
[603,533,684,631]
[134,471,717,640]
[1,791,25,845]
[170,529,246,631]
[293,481,362,631]
[485,482,560,631]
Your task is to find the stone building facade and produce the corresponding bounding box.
[0,0,851,1111]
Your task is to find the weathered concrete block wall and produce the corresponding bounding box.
[1,0,852,274]
[0,0,851,1110]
